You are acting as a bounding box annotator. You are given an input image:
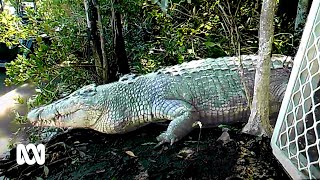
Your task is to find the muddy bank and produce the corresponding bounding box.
[0,123,290,179]
[0,79,36,158]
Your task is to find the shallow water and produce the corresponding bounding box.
[0,69,36,158]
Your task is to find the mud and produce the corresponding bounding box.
[0,123,290,180]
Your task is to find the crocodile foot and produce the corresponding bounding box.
[155,132,179,147]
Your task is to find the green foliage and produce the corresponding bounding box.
[0,11,30,46]
[123,1,230,73]
[2,0,95,107]
[1,0,295,104]
[28,68,94,108]
[1,1,96,146]
[122,0,294,73]
[13,111,28,124]
[123,1,237,72]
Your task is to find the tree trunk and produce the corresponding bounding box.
[83,0,109,83]
[83,0,104,81]
[0,0,3,13]
[114,5,130,76]
[109,0,130,82]
[242,0,276,137]
[294,0,312,36]
[92,0,108,83]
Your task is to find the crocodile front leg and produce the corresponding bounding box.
[153,100,197,145]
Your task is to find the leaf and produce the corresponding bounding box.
[204,24,212,30]
[151,0,158,4]
[177,54,184,63]
[96,169,105,173]
[187,0,191,3]
[177,148,194,159]
[79,151,86,158]
[125,151,137,157]
[141,142,157,146]
[35,88,42,93]
[204,41,216,47]
[43,165,49,177]
[36,36,42,43]
[1,17,7,24]
[15,96,25,104]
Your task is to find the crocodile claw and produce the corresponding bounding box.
[156,132,178,146]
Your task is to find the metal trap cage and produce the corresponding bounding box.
[271,0,320,179]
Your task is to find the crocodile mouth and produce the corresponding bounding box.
[29,106,99,128]
[31,110,75,127]
[29,107,83,126]
[32,117,63,127]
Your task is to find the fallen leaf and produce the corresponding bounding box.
[96,169,105,173]
[79,151,86,158]
[141,142,157,146]
[125,151,137,157]
[177,149,194,159]
[43,165,49,177]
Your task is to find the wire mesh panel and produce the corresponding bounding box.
[271,0,320,179]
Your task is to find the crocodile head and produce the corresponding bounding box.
[27,84,104,128]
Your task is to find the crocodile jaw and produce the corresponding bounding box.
[27,84,103,128]
[28,108,100,128]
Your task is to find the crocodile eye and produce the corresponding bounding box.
[82,88,95,93]
[78,84,97,96]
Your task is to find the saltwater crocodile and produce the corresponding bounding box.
[27,55,291,145]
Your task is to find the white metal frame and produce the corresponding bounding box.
[271,0,320,179]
